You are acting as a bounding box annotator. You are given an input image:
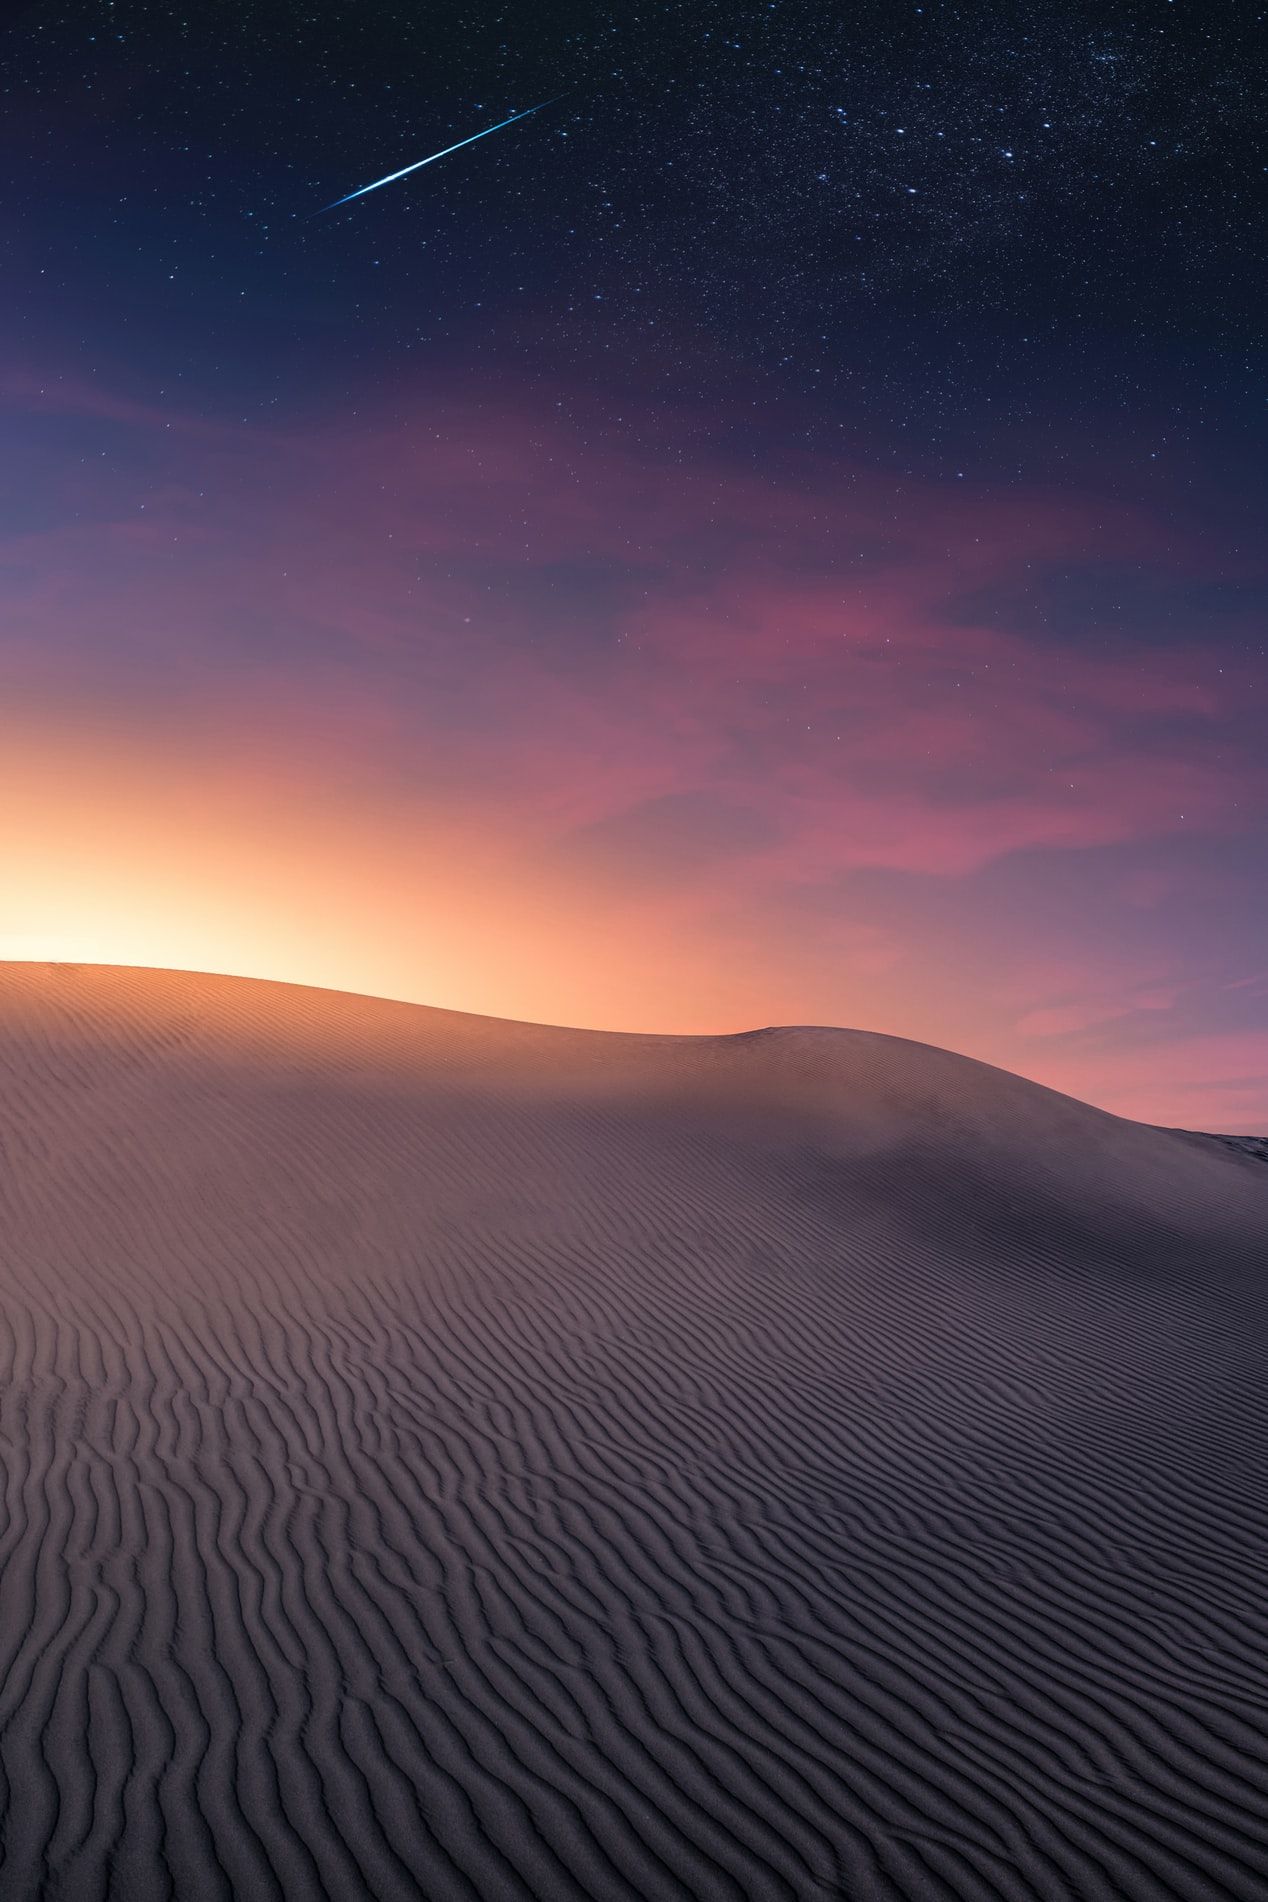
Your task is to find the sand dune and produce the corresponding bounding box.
[1,963,1266,1901]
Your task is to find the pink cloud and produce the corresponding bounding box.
[1017,987,1181,1040]
[4,384,1263,876]
[1032,1032,1268,1133]
[3,381,1263,894]
[5,368,1268,1124]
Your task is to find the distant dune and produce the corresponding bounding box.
[1,962,1266,1902]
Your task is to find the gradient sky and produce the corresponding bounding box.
[3,0,1266,1128]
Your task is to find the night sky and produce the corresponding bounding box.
[3,0,1266,1127]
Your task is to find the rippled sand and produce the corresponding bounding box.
[1,962,1266,1901]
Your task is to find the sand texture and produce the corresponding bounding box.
[1,962,1266,1901]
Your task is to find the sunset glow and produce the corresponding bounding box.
[5,377,1266,1127]
[4,0,1264,1132]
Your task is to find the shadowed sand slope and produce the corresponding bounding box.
[1,964,1267,1902]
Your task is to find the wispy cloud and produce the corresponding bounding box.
[4,369,1267,1124]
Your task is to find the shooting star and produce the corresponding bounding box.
[318,99,563,213]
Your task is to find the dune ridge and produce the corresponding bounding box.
[1,961,1266,1901]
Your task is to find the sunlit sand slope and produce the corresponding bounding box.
[1,962,1266,1902]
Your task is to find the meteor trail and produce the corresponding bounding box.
[318,99,562,213]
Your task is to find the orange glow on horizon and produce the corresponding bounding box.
[7,714,1268,1133]
[1,717,869,1037]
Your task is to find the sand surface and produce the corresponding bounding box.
[1,962,1266,1901]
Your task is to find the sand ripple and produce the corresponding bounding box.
[1,964,1266,1900]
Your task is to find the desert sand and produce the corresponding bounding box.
[0,961,1266,1901]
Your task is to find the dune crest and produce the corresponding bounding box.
[1,962,1266,1901]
